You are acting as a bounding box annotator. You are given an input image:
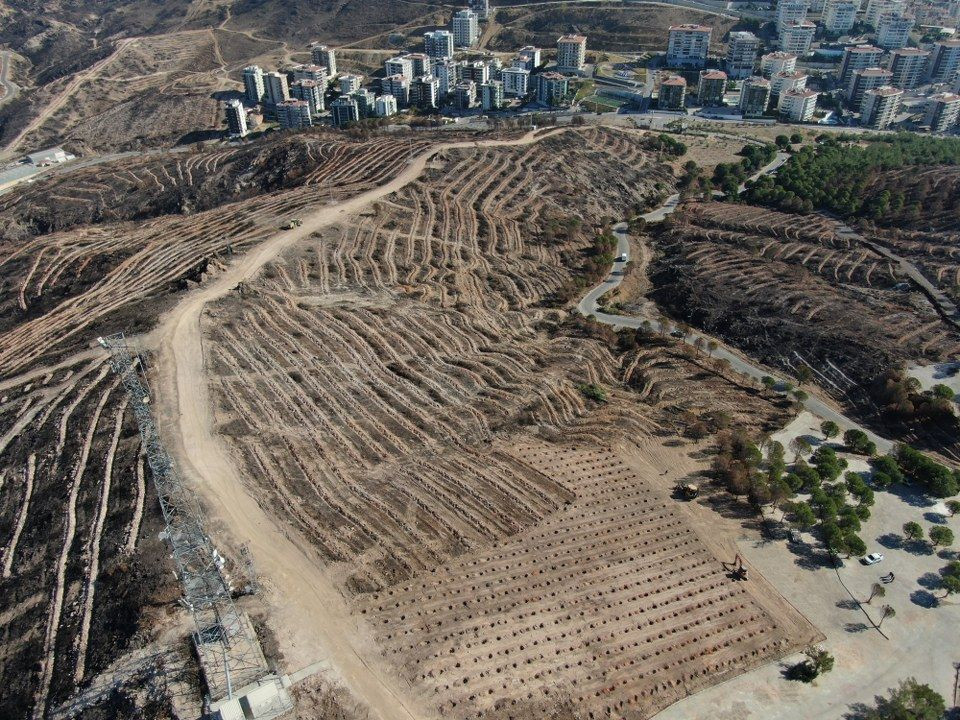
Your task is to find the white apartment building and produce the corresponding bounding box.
[779,21,816,55]
[410,75,440,110]
[310,44,337,77]
[850,67,894,107]
[772,70,808,95]
[823,0,858,33]
[469,0,490,20]
[557,34,587,72]
[779,88,819,121]
[290,79,324,117]
[293,64,327,83]
[407,53,432,77]
[242,65,265,105]
[339,74,362,95]
[424,30,455,60]
[385,56,414,81]
[776,0,809,34]
[876,14,913,49]
[929,39,960,83]
[666,24,712,68]
[453,80,477,109]
[434,60,461,96]
[839,45,884,88]
[889,47,929,88]
[263,71,289,105]
[760,51,798,77]
[225,99,248,137]
[381,74,410,106]
[501,66,530,96]
[865,0,905,27]
[374,94,398,117]
[275,99,312,129]
[481,80,505,110]
[452,9,480,47]
[517,46,541,70]
[462,60,490,84]
[726,31,760,79]
[924,92,960,132]
[861,85,902,127]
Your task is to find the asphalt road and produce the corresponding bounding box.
[576,155,893,454]
[0,52,20,109]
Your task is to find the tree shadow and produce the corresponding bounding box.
[903,540,934,556]
[910,589,939,608]
[785,538,831,570]
[917,572,943,590]
[876,532,902,550]
[924,511,947,525]
[836,598,860,610]
[887,482,936,509]
[843,622,869,633]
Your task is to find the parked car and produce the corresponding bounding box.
[862,552,885,565]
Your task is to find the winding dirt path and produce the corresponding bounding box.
[151,128,567,720]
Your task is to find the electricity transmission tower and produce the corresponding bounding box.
[98,333,269,704]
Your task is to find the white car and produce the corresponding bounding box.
[862,552,884,565]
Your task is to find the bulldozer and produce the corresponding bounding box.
[674,482,699,500]
[281,218,303,230]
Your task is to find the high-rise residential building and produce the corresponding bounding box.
[385,56,414,81]
[501,66,530,96]
[779,87,819,121]
[928,39,960,83]
[726,32,759,79]
[330,96,359,127]
[469,0,490,20]
[776,0,809,33]
[888,47,929,88]
[374,94,398,117]
[452,9,480,47]
[408,53,432,78]
[339,74,362,95]
[666,25,712,67]
[924,92,960,132]
[481,80,505,110]
[351,88,375,118]
[435,60,461,96]
[658,75,687,109]
[293,64,327,84]
[839,45,884,88]
[760,51,798,77]
[225,99,248,137]
[865,0,905,27]
[808,0,826,11]
[876,14,913,49]
[263,71,290,106]
[453,80,477,109]
[410,75,440,109]
[290,79,324,117]
[824,0,858,33]
[740,76,772,116]
[556,34,587,72]
[275,99,312,129]
[424,30,455,61]
[381,74,411,106]
[488,56,503,81]
[243,65,265,105]
[779,21,816,55]
[516,46,541,70]
[462,60,490,84]
[861,85,902,127]
[697,70,727,106]
[535,72,569,105]
[771,70,808,95]
[849,67,894,107]
[311,44,337,77]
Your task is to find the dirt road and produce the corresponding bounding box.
[151,128,568,720]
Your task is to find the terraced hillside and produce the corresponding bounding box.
[0,130,449,720]
[202,127,818,719]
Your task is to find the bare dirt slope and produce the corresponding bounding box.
[180,128,818,720]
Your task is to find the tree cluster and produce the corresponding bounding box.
[711,143,778,197]
[895,444,960,498]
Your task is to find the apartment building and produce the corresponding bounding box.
[501,66,530,96]
[666,25,712,67]
[658,75,687,109]
[839,45,884,88]
[823,0,858,33]
[292,64,327,83]
[424,30,455,61]
[760,51,798,77]
[557,34,587,72]
[290,79,324,116]
[776,0,809,34]
[779,88,819,121]
[726,31,759,79]
[481,80,505,110]
[339,74,362,95]
[410,75,440,110]
[374,94,398,117]
[860,85,902,127]
[242,65,265,105]
[771,70,808,96]
[225,99,248,137]
[740,76,772,116]
[452,9,480,48]
[928,39,960,83]
[697,70,727,106]
[453,80,477,109]
[849,67,894,107]
[263,71,290,106]
[888,47,929,88]
[330,96,359,127]
[310,44,337,76]
[381,74,411,106]
[385,56,414,81]
[924,92,960,132]
[535,72,569,105]
[876,14,913,50]
[275,99,312,129]
[779,21,816,55]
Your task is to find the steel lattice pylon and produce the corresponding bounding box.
[98,333,269,703]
